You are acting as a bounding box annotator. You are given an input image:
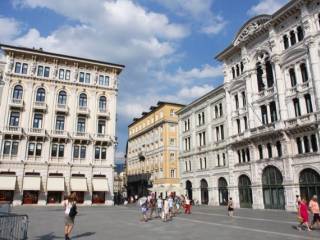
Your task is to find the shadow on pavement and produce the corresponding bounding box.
[35,232,95,239]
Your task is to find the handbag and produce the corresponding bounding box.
[69,203,78,218]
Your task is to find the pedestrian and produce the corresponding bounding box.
[63,192,77,240]
[297,198,311,231]
[309,195,320,229]
[175,196,181,215]
[148,193,156,219]
[227,197,234,217]
[163,197,170,222]
[139,197,148,222]
[185,195,191,214]
[157,196,163,218]
[168,195,174,218]
[295,195,301,212]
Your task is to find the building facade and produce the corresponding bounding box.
[0,44,124,205]
[126,102,184,198]
[179,0,320,211]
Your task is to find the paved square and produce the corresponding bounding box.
[12,205,319,240]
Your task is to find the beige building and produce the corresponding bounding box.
[0,44,124,205]
[126,102,184,198]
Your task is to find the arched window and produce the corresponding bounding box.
[290,30,296,46]
[236,64,240,76]
[283,35,289,49]
[200,179,209,205]
[58,90,67,105]
[99,96,107,111]
[218,177,228,206]
[79,93,87,107]
[297,26,304,42]
[265,60,274,88]
[232,67,235,79]
[238,175,252,208]
[299,168,320,202]
[12,85,23,100]
[256,63,264,92]
[186,180,193,200]
[36,88,45,102]
[300,63,308,83]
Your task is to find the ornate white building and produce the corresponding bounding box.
[179,0,320,211]
[0,44,124,205]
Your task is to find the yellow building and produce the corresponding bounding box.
[126,101,184,198]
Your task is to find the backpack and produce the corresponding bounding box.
[69,203,78,218]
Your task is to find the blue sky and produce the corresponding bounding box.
[0,0,288,160]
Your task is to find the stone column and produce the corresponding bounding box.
[273,60,288,121]
[307,41,320,110]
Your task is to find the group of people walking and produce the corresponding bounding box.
[296,195,320,231]
[139,193,192,222]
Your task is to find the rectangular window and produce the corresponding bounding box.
[222,153,226,166]
[219,103,223,116]
[235,95,239,109]
[296,138,303,154]
[101,147,106,159]
[304,136,310,153]
[241,91,246,108]
[51,144,58,157]
[77,118,86,133]
[311,134,318,152]
[267,143,272,158]
[216,127,219,141]
[85,73,90,83]
[37,66,44,76]
[289,68,297,87]
[3,141,11,155]
[217,154,221,166]
[304,94,313,114]
[244,116,248,130]
[22,63,28,74]
[220,125,224,140]
[237,119,241,134]
[11,142,18,156]
[28,143,35,156]
[242,149,246,163]
[58,145,64,157]
[276,141,282,158]
[35,143,42,156]
[261,105,268,125]
[270,101,277,123]
[79,72,85,82]
[9,112,20,127]
[73,146,79,158]
[237,150,241,163]
[258,145,263,160]
[59,69,64,80]
[14,62,21,73]
[170,138,175,146]
[55,116,65,130]
[95,147,100,160]
[44,67,50,77]
[293,98,301,117]
[80,146,86,159]
[33,113,43,129]
[97,120,106,134]
[65,70,70,80]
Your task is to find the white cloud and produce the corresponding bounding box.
[177,84,214,99]
[248,0,288,16]
[157,64,223,85]
[0,16,21,42]
[154,0,227,35]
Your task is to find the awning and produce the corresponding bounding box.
[92,178,109,192]
[0,176,16,190]
[47,177,65,191]
[23,176,41,191]
[70,178,87,191]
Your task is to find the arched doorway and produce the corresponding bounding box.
[299,168,320,202]
[186,180,193,200]
[238,175,253,208]
[262,166,285,209]
[200,179,209,205]
[218,177,228,206]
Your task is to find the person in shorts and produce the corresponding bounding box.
[309,195,320,229]
[63,192,77,240]
[227,197,234,217]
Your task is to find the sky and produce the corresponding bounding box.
[0,0,289,161]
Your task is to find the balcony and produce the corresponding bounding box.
[27,128,46,137]
[92,133,113,143]
[97,108,110,119]
[56,104,69,113]
[77,106,90,115]
[72,131,90,140]
[33,101,47,111]
[2,126,23,135]
[9,98,24,109]
[50,130,69,138]
[285,113,317,129]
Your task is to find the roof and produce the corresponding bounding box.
[176,84,225,115]
[128,101,185,128]
[215,0,301,61]
[0,43,125,70]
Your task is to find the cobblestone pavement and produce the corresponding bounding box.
[12,205,320,240]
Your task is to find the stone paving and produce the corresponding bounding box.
[12,205,320,240]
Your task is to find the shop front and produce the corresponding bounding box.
[0,174,16,203]
[70,177,88,204]
[22,175,41,204]
[92,177,109,204]
[47,176,65,204]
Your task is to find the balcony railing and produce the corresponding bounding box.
[28,128,46,136]
[50,130,69,138]
[3,126,23,135]
[72,132,90,139]
[56,104,68,113]
[285,113,317,128]
[33,101,47,111]
[9,98,24,108]
[77,106,90,115]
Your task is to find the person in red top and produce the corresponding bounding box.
[297,198,311,231]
